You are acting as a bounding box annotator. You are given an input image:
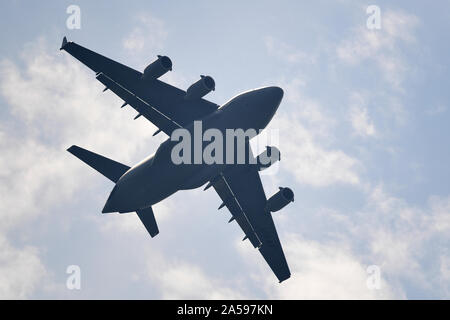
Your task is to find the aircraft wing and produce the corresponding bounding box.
[212,163,291,283]
[60,37,218,136]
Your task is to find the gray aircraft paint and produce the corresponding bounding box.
[62,37,292,282]
[103,87,283,213]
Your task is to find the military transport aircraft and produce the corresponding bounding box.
[61,37,294,282]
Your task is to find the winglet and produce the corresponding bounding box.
[60,36,68,50]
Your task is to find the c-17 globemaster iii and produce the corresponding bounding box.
[61,36,294,282]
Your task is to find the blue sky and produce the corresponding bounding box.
[0,0,449,299]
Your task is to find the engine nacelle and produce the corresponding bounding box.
[256,146,280,171]
[185,75,215,100]
[142,55,172,80]
[266,187,294,212]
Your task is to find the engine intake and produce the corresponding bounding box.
[266,187,294,212]
[142,55,172,80]
[185,75,215,100]
[256,146,280,171]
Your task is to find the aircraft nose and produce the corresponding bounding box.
[246,86,284,130]
[265,86,284,105]
[256,86,283,110]
[260,86,283,114]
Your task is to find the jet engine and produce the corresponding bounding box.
[266,187,294,212]
[256,146,280,171]
[142,55,172,80]
[185,75,215,100]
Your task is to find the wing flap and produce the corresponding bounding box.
[213,175,262,248]
[223,166,290,282]
[96,72,180,135]
[61,38,219,132]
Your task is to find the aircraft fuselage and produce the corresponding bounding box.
[102,86,283,213]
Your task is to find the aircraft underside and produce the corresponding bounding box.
[63,36,293,283]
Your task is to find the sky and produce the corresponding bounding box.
[0,0,449,299]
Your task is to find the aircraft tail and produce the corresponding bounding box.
[68,145,160,238]
[67,145,130,183]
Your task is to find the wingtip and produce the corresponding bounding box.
[278,273,291,283]
[67,145,76,153]
[60,36,68,50]
[150,230,160,238]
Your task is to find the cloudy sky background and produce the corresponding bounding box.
[0,0,449,299]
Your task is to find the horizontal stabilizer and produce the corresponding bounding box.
[136,207,159,237]
[67,145,130,183]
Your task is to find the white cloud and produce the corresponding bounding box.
[337,185,450,297]
[0,15,445,298]
[0,38,166,298]
[280,78,335,139]
[0,36,247,300]
[350,106,375,137]
[264,36,316,64]
[272,115,360,187]
[427,195,450,233]
[234,185,450,298]
[0,236,46,299]
[259,187,450,299]
[0,38,165,229]
[440,256,450,283]
[260,77,360,187]
[122,14,168,53]
[264,235,397,299]
[121,13,188,91]
[348,92,376,137]
[337,10,419,90]
[147,260,245,299]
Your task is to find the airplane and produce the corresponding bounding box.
[60,36,294,283]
